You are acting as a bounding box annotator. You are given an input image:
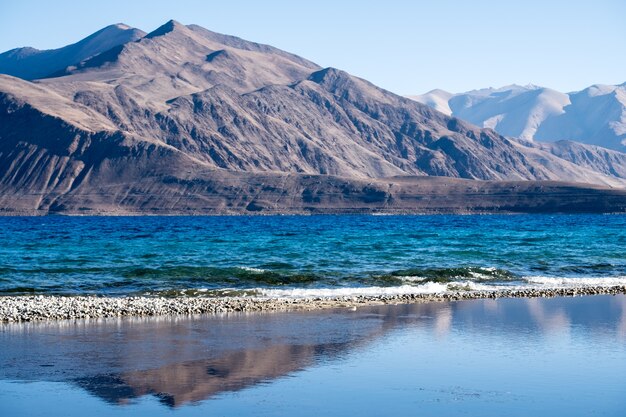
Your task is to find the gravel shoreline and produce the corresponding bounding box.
[2,285,625,322]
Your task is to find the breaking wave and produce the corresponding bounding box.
[1,264,626,297]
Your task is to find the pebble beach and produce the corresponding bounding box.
[2,285,625,322]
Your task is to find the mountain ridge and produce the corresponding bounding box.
[1,21,626,214]
[408,83,626,151]
[0,24,146,80]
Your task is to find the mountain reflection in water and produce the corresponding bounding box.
[1,295,625,409]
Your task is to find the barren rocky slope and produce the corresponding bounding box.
[1,20,626,214]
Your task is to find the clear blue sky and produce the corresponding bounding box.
[0,0,624,94]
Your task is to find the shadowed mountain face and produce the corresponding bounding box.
[0,24,146,80]
[1,20,626,214]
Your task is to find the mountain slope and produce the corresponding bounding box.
[409,83,626,151]
[49,20,320,100]
[1,21,626,214]
[407,89,453,115]
[0,24,146,80]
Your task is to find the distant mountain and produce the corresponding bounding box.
[0,24,146,80]
[410,89,453,116]
[1,20,626,214]
[408,83,626,151]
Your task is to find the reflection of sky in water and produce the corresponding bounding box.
[1,295,625,416]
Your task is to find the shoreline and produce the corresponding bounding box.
[2,211,626,217]
[2,285,625,323]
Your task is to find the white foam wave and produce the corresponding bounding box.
[397,267,505,283]
[396,276,427,283]
[237,266,266,273]
[257,281,497,298]
[524,276,626,287]
[253,276,626,299]
[468,270,500,280]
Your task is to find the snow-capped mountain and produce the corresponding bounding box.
[408,83,626,151]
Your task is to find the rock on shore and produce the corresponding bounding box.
[1,286,625,323]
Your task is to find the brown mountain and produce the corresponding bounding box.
[0,24,146,80]
[1,20,626,214]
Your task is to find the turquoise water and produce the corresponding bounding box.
[1,215,626,297]
[1,295,625,416]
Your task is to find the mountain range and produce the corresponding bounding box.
[408,83,626,151]
[1,20,626,214]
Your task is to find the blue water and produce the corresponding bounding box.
[1,215,626,296]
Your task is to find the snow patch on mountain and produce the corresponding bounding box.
[409,83,626,151]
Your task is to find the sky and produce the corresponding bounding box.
[0,0,624,95]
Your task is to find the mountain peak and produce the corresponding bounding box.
[308,67,348,84]
[2,21,626,216]
[83,23,145,43]
[0,47,40,59]
[112,23,132,30]
[406,89,453,115]
[0,23,145,80]
[145,19,187,39]
[427,88,452,95]
[411,81,625,151]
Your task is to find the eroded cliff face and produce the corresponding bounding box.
[1,20,626,214]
